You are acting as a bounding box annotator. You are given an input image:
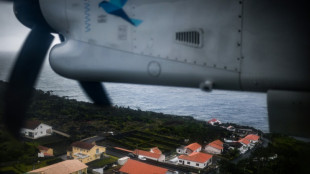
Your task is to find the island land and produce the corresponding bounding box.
[0,81,309,174]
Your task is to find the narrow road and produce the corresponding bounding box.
[53,130,70,138]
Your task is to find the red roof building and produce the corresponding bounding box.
[205,140,224,154]
[185,143,202,154]
[238,138,250,146]
[207,118,221,125]
[244,134,260,142]
[38,145,53,157]
[150,147,162,154]
[119,159,168,174]
[178,152,213,169]
[133,149,165,162]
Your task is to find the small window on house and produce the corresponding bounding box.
[41,131,43,134]
[196,163,199,166]
[40,126,42,128]
[96,148,99,154]
[179,160,182,163]
[187,162,190,165]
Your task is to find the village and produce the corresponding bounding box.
[20,118,263,174]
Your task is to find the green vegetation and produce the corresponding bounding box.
[24,134,71,156]
[0,80,231,145]
[87,155,118,168]
[1,81,310,173]
[106,130,183,152]
[0,80,231,173]
[0,128,67,174]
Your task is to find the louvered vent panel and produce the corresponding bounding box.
[175,30,203,48]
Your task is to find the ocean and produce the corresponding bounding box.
[0,52,269,132]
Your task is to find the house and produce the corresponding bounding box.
[133,149,165,162]
[244,134,260,144]
[207,118,221,125]
[238,138,250,147]
[227,125,235,131]
[178,152,213,169]
[238,134,260,153]
[38,145,53,157]
[150,147,162,154]
[238,138,251,153]
[205,140,224,154]
[67,141,106,163]
[20,120,52,139]
[119,159,170,174]
[28,159,88,174]
[118,156,130,165]
[185,142,201,154]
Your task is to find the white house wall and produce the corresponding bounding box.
[139,154,165,162]
[21,124,53,139]
[158,155,165,162]
[205,146,221,154]
[178,158,212,169]
[185,147,201,154]
[176,148,186,154]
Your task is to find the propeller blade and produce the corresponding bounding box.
[4,26,54,138]
[79,81,112,107]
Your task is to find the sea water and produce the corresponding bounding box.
[0,52,268,132]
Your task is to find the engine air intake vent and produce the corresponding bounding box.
[175,30,203,48]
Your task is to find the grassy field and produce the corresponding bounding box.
[23,134,71,156]
[107,130,183,153]
[0,157,62,174]
[87,155,118,168]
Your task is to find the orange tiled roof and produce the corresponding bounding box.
[245,134,260,141]
[238,138,250,145]
[134,149,161,159]
[212,140,224,146]
[208,118,218,123]
[185,143,201,152]
[28,160,87,174]
[150,147,162,154]
[208,140,224,150]
[119,159,168,174]
[179,152,213,163]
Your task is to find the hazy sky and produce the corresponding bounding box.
[0,2,30,52]
[0,2,59,53]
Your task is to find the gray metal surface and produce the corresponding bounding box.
[50,39,240,90]
[41,0,310,137]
